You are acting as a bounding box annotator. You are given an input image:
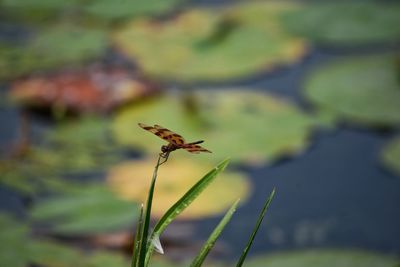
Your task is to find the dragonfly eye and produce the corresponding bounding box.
[161,145,168,153]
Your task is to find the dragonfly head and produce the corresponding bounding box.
[161,145,169,153]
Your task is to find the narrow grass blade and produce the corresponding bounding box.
[236,188,275,267]
[144,158,230,266]
[138,155,162,267]
[190,199,240,267]
[131,204,144,267]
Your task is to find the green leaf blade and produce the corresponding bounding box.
[190,198,240,267]
[236,188,276,267]
[156,158,230,233]
[132,204,144,267]
[144,158,230,265]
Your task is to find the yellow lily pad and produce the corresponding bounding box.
[112,90,316,165]
[107,158,250,219]
[112,2,306,81]
[381,136,400,176]
[304,55,400,128]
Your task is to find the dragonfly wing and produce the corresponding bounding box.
[138,123,159,135]
[154,124,186,145]
[138,123,185,145]
[182,144,212,154]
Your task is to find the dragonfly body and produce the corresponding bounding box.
[138,123,211,163]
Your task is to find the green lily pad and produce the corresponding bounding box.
[281,3,400,45]
[31,185,139,235]
[0,117,122,195]
[0,213,131,267]
[42,116,123,172]
[30,242,133,267]
[0,0,77,22]
[0,158,78,196]
[0,26,107,80]
[107,158,250,219]
[304,55,400,128]
[113,3,306,81]
[112,90,316,165]
[0,0,181,24]
[83,0,182,21]
[0,214,30,267]
[244,250,399,267]
[381,136,400,176]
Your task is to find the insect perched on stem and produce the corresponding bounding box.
[138,123,211,164]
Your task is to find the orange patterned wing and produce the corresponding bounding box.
[153,124,186,145]
[138,123,186,146]
[182,143,212,154]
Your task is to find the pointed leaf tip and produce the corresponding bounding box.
[152,234,164,255]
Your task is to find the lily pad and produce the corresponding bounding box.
[113,3,306,81]
[112,90,316,165]
[0,117,123,195]
[9,65,160,114]
[0,0,181,23]
[244,250,399,267]
[281,3,400,45]
[381,136,400,176]
[43,117,124,172]
[30,185,139,235]
[0,26,107,80]
[0,0,77,23]
[83,0,182,21]
[0,214,30,267]
[107,158,250,219]
[304,55,400,128]
[0,213,132,267]
[0,157,79,195]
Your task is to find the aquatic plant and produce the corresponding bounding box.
[112,2,306,82]
[132,123,275,267]
[304,55,400,128]
[112,90,316,165]
[281,2,400,46]
[381,136,400,176]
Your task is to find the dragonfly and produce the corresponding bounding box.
[138,123,211,163]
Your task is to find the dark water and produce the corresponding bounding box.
[197,128,400,259]
[192,45,400,259]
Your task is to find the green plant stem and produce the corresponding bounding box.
[138,155,162,267]
[236,188,276,267]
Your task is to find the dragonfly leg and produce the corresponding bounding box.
[159,152,170,165]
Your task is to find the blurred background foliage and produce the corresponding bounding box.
[107,158,250,219]
[112,2,307,81]
[112,90,316,165]
[0,0,399,266]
